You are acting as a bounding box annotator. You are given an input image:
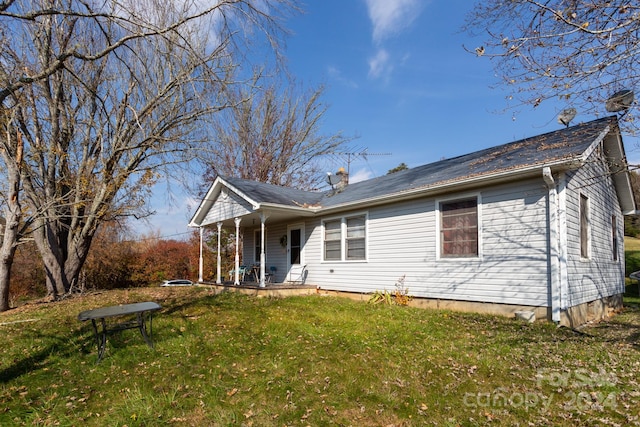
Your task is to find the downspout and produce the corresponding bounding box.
[198,227,204,283]
[216,222,222,284]
[543,167,561,323]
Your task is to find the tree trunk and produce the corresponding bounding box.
[0,209,19,311]
[0,129,23,311]
[32,216,96,299]
[32,220,68,299]
[65,233,94,293]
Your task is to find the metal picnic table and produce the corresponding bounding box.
[78,302,161,362]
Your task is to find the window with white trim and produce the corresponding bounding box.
[323,214,367,261]
[612,215,618,262]
[346,216,366,260]
[324,220,342,261]
[580,194,590,259]
[439,197,478,258]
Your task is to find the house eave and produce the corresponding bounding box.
[258,203,318,214]
[257,203,319,219]
[603,128,637,215]
[188,177,278,228]
[190,202,318,229]
[188,176,225,227]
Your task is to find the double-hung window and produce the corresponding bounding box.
[346,216,366,260]
[323,214,367,261]
[324,220,342,261]
[439,197,479,258]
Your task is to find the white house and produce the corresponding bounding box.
[189,116,636,327]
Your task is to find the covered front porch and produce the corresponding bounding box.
[193,215,309,287]
[189,177,316,288]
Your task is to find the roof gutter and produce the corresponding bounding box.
[257,203,318,217]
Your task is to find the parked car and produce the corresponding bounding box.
[160,279,194,287]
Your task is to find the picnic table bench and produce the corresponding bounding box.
[78,302,161,362]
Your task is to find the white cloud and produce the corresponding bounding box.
[349,168,373,183]
[368,48,391,79]
[363,0,424,81]
[364,0,423,43]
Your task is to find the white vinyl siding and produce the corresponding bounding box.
[202,190,253,226]
[305,180,549,307]
[564,144,625,306]
[245,145,624,311]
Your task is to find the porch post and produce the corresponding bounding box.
[198,227,203,283]
[216,222,222,284]
[259,213,268,287]
[234,217,241,285]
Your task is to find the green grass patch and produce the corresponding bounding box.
[625,236,640,275]
[1,287,639,426]
[625,236,640,304]
[626,236,640,252]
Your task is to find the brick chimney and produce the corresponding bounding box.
[335,167,348,191]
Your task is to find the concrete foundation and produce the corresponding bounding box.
[314,288,550,320]
[197,282,317,298]
[197,283,623,327]
[559,294,623,328]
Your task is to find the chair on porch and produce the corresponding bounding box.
[287,265,307,284]
[228,265,249,282]
[265,266,277,283]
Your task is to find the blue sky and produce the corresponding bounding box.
[140,0,638,238]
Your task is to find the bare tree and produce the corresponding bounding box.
[464,1,640,130]
[0,0,294,306]
[0,108,29,311]
[201,70,351,190]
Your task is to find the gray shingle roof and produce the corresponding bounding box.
[223,176,324,207]
[225,116,617,209]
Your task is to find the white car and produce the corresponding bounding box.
[160,279,194,287]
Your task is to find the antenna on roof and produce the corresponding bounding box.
[605,89,634,114]
[557,108,577,127]
[330,148,392,175]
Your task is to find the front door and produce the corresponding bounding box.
[287,224,305,278]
